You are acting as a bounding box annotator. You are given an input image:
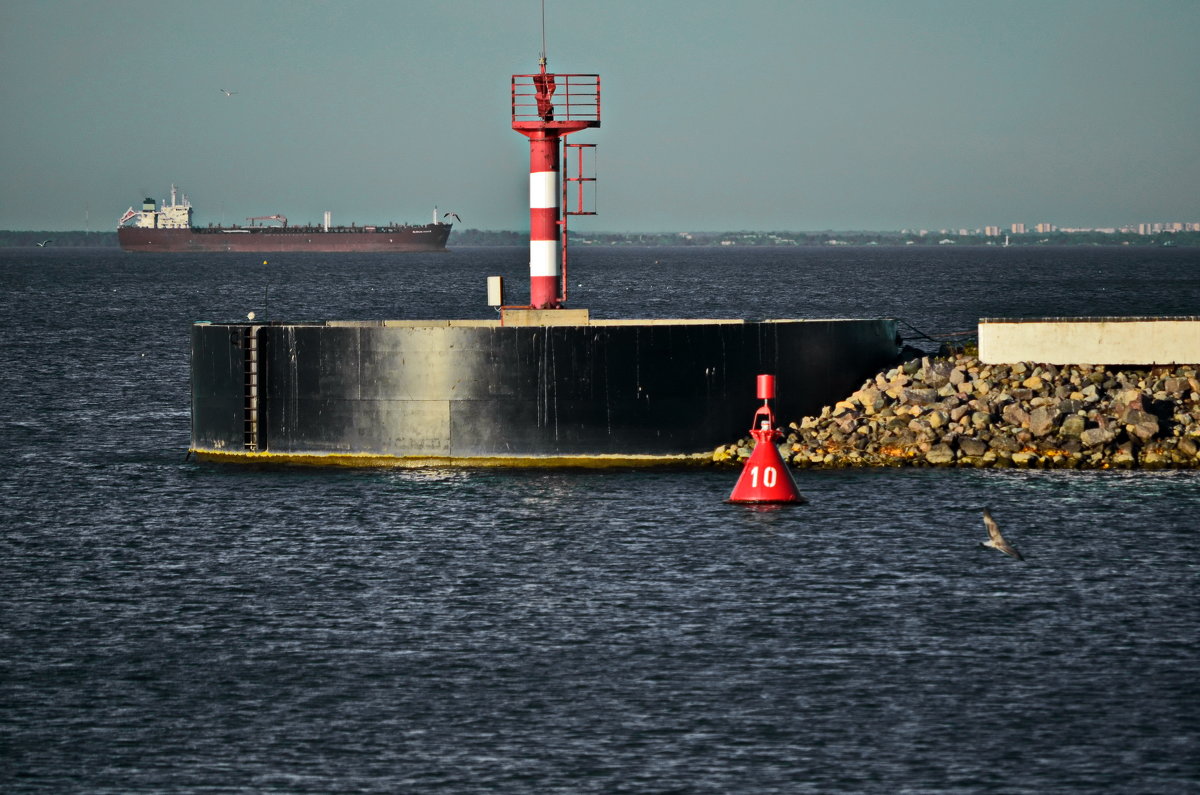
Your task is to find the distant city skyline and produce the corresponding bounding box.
[921,220,1200,237]
[2,0,1198,232]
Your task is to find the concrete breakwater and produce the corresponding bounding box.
[192,317,900,466]
[714,355,1200,469]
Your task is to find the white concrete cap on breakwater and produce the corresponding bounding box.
[979,317,1200,366]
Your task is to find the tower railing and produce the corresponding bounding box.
[512,73,601,125]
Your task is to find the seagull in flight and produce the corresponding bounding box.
[981,508,1024,560]
[443,212,461,223]
[220,88,237,97]
[36,239,53,247]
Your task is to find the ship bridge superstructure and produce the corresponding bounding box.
[119,184,192,229]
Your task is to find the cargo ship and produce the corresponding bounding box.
[118,185,452,252]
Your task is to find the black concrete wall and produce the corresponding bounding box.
[191,319,898,460]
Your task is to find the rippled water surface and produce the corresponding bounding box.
[2,246,1199,792]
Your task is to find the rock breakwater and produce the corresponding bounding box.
[714,355,1200,469]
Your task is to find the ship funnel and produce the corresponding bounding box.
[142,198,156,212]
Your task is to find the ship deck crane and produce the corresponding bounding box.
[246,215,288,227]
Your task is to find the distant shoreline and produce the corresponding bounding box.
[2,229,1198,248]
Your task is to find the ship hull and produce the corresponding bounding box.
[190,318,900,467]
[119,224,450,252]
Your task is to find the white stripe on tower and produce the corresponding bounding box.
[529,240,558,277]
[529,171,557,209]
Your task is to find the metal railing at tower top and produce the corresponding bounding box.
[512,73,601,125]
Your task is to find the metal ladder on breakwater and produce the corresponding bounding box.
[242,326,260,451]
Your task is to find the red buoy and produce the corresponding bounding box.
[728,375,805,504]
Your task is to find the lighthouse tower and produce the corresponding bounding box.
[511,59,600,309]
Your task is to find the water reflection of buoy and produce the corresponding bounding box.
[728,374,805,505]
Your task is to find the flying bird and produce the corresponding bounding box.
[981,508,1024,560]
[36,239,52,247]
[443,212,461,223]
[220,88,237,97]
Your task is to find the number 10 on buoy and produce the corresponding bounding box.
[727,374,806,505]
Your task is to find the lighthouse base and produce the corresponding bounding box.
[190,317,900,467]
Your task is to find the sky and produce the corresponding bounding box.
[2,0,1198,233]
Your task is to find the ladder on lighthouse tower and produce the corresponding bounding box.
[561,142,597,302]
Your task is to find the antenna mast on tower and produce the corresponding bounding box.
[540,0,547,64]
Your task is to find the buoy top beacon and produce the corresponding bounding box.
[728,374,806,504]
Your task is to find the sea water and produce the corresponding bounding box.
[2,245,1198,792]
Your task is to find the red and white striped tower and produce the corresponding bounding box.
[512,59,600,309]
